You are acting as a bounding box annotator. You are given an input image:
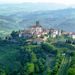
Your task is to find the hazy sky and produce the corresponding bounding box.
[0,0,75,6]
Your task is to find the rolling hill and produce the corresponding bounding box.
[0,3,75,37]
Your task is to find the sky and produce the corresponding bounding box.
[0,0,75,6]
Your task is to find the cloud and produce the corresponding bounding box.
[0,0,75,6]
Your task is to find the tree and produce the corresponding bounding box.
[0,69,6,75]
[41,43,56,53]
[68,67,75,75]
[24,63,35,74]
[11,31,19,39]
[31,52,37,63]
[46,67,51,75]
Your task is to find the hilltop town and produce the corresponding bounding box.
[6,21,75,45]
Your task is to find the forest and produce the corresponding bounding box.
[0,33,75,75]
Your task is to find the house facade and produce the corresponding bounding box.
[49,29,61,38]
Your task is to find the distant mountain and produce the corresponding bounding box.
[0,3,68,15]
[0,7,75,36]
[8,8,75,32]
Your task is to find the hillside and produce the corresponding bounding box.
[0,35,74,75]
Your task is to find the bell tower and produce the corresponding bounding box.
[36,21,40,26]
